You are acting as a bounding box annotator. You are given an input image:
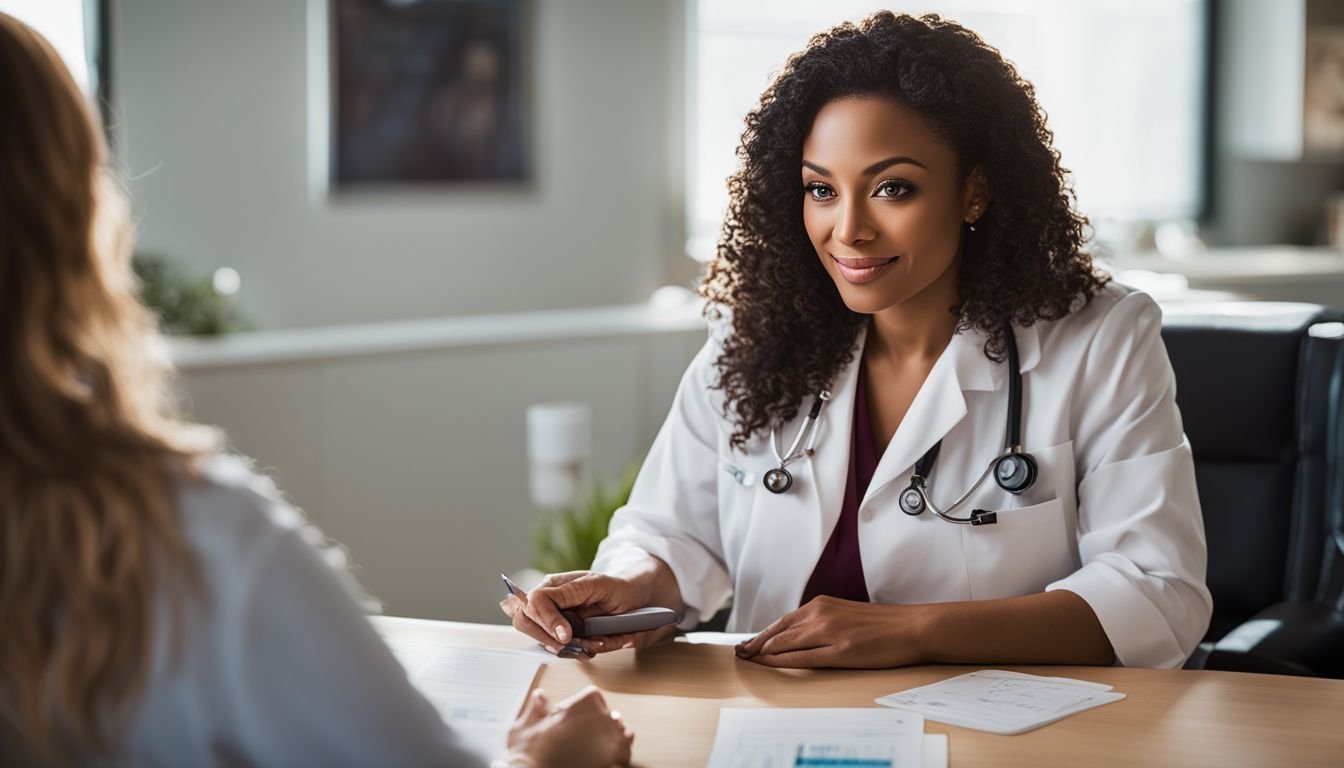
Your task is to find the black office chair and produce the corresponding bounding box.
[1161,302,1344,678]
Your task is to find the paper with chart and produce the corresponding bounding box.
[706,708,926,768]
[875,669,1125,735]
[384,637,542,757]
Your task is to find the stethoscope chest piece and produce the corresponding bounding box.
[899,485,926,516]
[763,467,793,494]
[994,452,1037,494]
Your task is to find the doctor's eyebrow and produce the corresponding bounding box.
[802,156,928,177]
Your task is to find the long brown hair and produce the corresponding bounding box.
[0,13,219,758]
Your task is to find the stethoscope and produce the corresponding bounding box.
[762,390,830,494]
[763,324,1036,528]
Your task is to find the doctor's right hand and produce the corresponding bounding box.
[500,570,678,655]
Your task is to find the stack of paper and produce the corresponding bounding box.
[705,708,946,768]
[875,670,1125,735]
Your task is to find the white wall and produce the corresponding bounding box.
[175,315,707,623]
[112,0,690,330]
[112,0,705,622]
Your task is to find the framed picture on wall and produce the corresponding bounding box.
[330,0,531,186]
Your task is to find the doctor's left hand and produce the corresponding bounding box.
[734,595,931,669]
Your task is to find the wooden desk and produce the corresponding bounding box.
[374,617,1344,767]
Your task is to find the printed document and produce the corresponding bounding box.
[876,669,1125,735]
[706,708,927,768]
[384,637,542,757]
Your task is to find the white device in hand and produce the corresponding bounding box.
[501,573,680,642]
[562,606,681,638]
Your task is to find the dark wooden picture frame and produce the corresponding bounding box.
[330,0,531,186]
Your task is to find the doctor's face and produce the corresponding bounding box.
[801,96,982,317]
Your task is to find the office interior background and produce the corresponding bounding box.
[7,0,1342,624]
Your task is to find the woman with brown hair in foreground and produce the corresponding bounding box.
[0,13,630,767]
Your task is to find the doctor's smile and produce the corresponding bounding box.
[829,253,901,285]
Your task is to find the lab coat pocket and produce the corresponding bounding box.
[961,497,1077,600]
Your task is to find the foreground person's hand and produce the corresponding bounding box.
[503,686,634,767]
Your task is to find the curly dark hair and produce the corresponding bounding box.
[700,11,1109,449]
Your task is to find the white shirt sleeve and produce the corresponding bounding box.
[592,334,734,628]
[216,502,487,768]
[1046,291,1214,669]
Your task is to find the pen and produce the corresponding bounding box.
[501,573,590,659]
[501,572,525,598]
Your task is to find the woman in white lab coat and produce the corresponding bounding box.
[503,12,1212,670]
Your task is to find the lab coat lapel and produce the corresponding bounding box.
[864,327,995,500]
[863,323,1043,499]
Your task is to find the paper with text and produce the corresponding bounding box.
[706,708,925,768]
[384,638,541,758]
[875,669,1124,735]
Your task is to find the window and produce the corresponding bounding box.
[0,0,101,95]
[688,0,1209,260]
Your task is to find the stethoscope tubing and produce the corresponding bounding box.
[770,391,829,469]
[904,445,1026,524]
[763,323,1034,518]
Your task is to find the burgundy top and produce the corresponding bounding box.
[801,360,877,604]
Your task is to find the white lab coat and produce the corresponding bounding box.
[593,283,1213,669]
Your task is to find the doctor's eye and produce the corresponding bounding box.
[874,180,916,200]
[804,182,835,202]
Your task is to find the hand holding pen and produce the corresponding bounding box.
[500,570,681,657]
[501,573,592,658]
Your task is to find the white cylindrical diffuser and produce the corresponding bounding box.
[526,401,592,510]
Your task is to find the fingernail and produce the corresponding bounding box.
[555,624,568,642]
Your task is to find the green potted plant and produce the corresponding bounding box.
[133,253,248,336]
[530,462,640,575]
